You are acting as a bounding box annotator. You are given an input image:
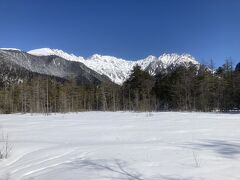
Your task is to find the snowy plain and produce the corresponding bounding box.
[0,112,240,180]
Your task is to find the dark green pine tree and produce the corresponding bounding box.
[123,65,155,111]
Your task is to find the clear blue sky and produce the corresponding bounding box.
[1,0,240,67]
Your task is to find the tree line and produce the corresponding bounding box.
[0,60,239,113]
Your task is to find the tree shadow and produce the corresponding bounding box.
[66,158,196,180]
[183,139,240,158]
[66,158,146,180]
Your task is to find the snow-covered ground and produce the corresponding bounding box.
[0,112,239,180]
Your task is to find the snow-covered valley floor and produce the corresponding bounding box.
[0,112,240,180]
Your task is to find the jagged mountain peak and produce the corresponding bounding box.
[146,55,157,60]
[157,53,198,66]
[90,54,103,60]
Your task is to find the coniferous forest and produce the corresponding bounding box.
[0,61,239,114]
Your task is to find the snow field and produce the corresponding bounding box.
[0,112,239,180]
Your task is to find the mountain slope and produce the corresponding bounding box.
[0,49,111,85]
[29,48,200,84]
[0,50,67,86]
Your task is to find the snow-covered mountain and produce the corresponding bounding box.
[28,48,85,63]
[28,48,199,84]
[0,48,111,85]
[0,48,21,51]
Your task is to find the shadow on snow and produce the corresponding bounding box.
[184,139,240,158]
[66,158,145,180]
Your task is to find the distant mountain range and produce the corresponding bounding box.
[0,48,200,85]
